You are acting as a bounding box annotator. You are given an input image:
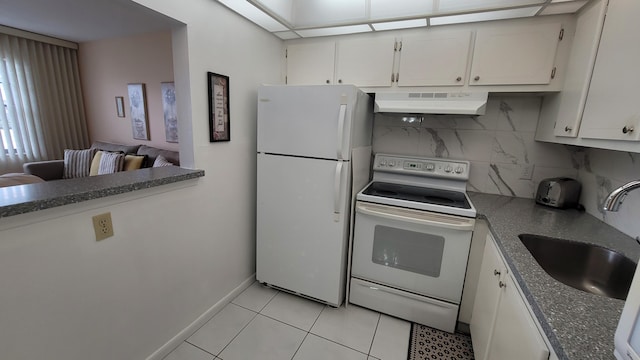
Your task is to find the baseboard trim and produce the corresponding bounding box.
[146,274,256,360]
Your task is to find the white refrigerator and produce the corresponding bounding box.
[256,85,373,307]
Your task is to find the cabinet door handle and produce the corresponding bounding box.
[493,269,501,276]
[564,126,572,132]
[326,80,330,84]
[456,76,462,82]
[623,126,634,134]
[498,281,506,288]
[338,79,343,84]
[474,76,480,81]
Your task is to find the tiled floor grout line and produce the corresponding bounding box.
[309,333,372,357]
[183,340,217,357]
[230,301,262,314]
[367,313,382,357]
[288,304,326,360]
[256,312,319,333]
[290,331,311,360]
[214,310,260,358]
[256,289,280,312]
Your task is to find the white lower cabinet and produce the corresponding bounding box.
[470,234,550,360]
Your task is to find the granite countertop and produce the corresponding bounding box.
[469,192,640,360]
[0,166,204,218]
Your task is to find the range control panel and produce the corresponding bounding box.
[373,154,470,180]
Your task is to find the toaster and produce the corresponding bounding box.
[535,177,581,209]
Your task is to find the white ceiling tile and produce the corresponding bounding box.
[369,0,434,20]
[218,0,288,32]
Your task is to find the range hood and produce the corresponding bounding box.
[374,92,488,115]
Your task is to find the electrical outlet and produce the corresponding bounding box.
[520,164,535,180]
[92,212,114,241]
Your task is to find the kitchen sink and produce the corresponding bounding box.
[518,234,637,300]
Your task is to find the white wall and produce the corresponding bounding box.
[0,0,283,358]
[79,31,179,151]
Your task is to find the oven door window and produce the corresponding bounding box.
[372,225,444,277]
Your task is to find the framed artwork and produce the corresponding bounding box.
[207,72,230,142]
[161,82,178,143]
[127,83,150,141]
[115,96,125,118]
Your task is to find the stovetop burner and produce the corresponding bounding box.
[362,182,471,210]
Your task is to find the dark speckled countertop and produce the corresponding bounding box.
[0,166,204,218]
[469,192,640,360]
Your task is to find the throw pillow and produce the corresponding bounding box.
[63,148,98,179]
[153,155,174,167]
[89,151,104,176]
[97,151,126,175]
[124,154,146,171]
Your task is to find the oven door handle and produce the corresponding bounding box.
[356,202,475,231]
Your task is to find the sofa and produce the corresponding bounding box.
[22,141,180,181]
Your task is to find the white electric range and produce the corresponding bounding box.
[349,153,476,333]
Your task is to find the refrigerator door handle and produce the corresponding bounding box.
[336,104,347,160]
[333,162,344,222]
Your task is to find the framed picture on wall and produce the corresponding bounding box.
[207,72,230,142]
[128,83,150,141]
[161,82,178,143]
[115,96,125,118]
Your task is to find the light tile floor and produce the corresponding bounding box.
[163,282,411,360]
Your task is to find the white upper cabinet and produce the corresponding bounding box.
[397,32,471,87]
[578,0,640,142]
[286,42,336,85]
[335,37,396,87]
[549,0,606,138]
[470,23,562,86]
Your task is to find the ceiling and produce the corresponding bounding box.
[0,0,182,43]
[217,0,591,39]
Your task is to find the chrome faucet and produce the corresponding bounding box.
[603,180,640,212]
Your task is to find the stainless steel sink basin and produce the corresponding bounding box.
[518,234,637,300]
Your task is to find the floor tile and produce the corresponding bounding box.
[187,303,256,355]
[293,334,367,360]
[231,281,278,312]
[260,292,325,331]
[369,315,411,360]
[219,314,306,360]
[310,305,380,354]
[163,342,214,360]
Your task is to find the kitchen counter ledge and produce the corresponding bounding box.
[469,192,640,360]
[0,166,204,218]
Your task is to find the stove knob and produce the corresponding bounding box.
[379,160,387,167]
[426,163,435,171]
[455,166,464,174]
[444,166,453,173]
[388,160,395,167]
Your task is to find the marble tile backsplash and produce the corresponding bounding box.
[372,96,578,199]
[575,148,640,239]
